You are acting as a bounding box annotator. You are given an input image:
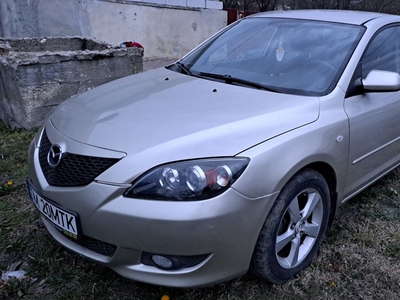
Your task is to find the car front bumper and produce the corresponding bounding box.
[27,128,277,288]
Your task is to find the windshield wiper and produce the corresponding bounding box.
[198,72,282,93]
[174,62,193,75]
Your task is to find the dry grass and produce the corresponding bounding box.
[1,121,400,299]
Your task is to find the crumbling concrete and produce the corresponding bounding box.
[0,37,143,129]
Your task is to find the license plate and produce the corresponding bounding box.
[27,181,80,240]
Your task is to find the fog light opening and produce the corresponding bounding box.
[151,255,173,269]
[142,252,210,271]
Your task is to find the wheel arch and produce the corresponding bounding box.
[298,162,338,227]
[250,163,336,283]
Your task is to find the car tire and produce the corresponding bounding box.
[251,168,330,284]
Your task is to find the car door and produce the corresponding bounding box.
[344,25,400,199]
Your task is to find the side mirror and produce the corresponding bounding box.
[362,70,400,92]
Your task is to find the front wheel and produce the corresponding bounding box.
[251,169,330,284]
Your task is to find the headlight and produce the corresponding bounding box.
[124,158,249,201]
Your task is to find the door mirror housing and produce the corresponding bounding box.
[362,70,400,92]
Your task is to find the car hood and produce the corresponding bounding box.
[51,68,319,160]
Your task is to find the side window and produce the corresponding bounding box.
[361,26,400,78]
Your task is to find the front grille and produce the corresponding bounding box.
[79,235,117,257]
[39,130,120,186]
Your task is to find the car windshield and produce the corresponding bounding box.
[173,17,364,96]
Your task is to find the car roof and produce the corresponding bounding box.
[251,9,399,26]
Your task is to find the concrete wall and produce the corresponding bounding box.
[0,37,143,128]
[0,0,227,59]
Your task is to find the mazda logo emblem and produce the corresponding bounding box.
[47,144,63,168]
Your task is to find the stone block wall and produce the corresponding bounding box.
[0,37,143,128]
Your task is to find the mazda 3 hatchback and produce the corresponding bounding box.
[27,10,400,287]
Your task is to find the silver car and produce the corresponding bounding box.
[27,10,400,287]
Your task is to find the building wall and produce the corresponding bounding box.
[0,0,226,59]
